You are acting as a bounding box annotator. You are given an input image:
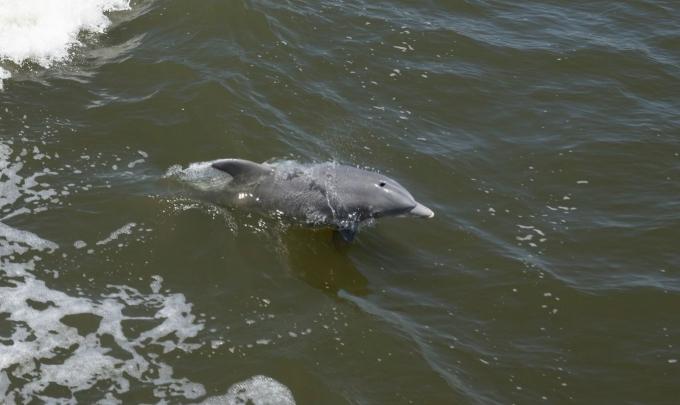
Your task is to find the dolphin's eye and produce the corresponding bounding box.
[379,181,386,187]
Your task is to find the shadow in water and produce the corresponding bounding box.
[279,227,370,297]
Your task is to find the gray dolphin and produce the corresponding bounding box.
[193,159,433,241]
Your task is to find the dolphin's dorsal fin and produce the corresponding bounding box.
[211,159,272,184]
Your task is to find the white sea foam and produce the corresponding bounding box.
[0,139,207,402]
[0,0,130,87]
[0,221,58,255]
[96,221,136,245]
[0,271,207,402]
[201,375,296,405]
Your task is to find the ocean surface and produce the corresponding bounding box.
[1,0,679,403]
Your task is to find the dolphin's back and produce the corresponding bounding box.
[252,162,337,224]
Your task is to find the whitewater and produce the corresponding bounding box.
[0,0,130,88]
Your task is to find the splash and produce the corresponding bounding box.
[201,375,296,405]
[165,160,237,193]
[0,67,10,90]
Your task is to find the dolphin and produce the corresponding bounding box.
[182,158,434,241]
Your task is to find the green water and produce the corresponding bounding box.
[1,0,679,403]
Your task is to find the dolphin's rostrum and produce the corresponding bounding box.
[176,158,434,241]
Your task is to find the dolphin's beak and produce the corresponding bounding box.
[409,202,435,218]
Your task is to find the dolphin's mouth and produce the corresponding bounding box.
[409,202,434,218]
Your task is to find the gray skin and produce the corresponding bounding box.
[211,159,434,241]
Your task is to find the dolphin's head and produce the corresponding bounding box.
[334,166,434,220]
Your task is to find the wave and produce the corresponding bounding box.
[0,0,130,88]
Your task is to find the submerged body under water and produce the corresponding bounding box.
[1,0,680,403]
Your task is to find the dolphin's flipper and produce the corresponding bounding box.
[337,222,359,242]
[211,159,272,184]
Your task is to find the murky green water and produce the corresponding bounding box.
[1,0,679,403]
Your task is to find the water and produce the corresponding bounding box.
[1,0,679,403]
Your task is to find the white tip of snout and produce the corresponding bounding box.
[410,202,434,218]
